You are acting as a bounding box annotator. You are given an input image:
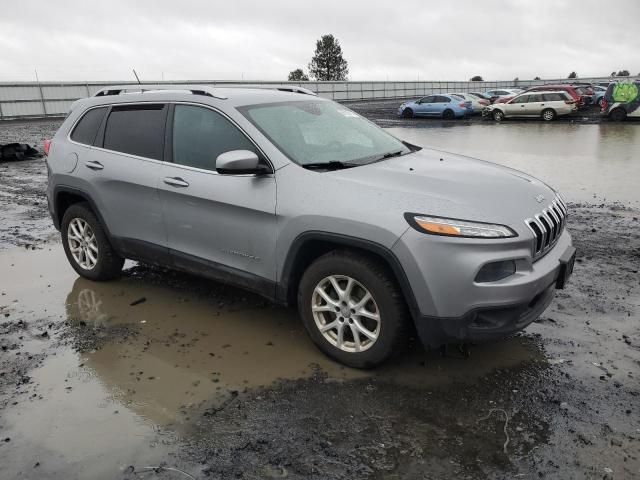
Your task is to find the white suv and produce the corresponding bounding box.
[484,91,577,121]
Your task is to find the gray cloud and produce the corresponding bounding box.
[1,0,638,81]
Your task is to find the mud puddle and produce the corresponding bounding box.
[0,245,549,478]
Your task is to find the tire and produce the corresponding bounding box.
[609,108,627,122]
[297,250,408,368]
[61,202,124,281]
[541,108,556,122]
[492,110,505,122]
[402,108,414,118]
[442,109,455,120]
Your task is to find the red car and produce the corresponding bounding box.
[497,84,590,107]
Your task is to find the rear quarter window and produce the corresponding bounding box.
[103,104,166,160]
[70,107,107,146]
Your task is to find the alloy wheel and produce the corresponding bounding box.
[311,275,381,353]
[67,218,99,270]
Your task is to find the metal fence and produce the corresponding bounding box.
[0,77,636,120]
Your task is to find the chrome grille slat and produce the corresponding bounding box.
[525,195,567,260]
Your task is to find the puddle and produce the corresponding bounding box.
[0,244,545,476]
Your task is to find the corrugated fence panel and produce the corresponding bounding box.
[1,76,637,119]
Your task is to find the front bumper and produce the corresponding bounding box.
[393,228,574,347]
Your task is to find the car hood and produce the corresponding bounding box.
[325,148,557,229]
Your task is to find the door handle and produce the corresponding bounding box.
[163,176,189,188]
[85,160,104,170]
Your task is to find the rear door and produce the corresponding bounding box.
[159,103,277,291]
[433,96,451,115]
[525,93,544,115]
[85,103,168,259]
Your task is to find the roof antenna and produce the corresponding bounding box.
[132,69,141,84]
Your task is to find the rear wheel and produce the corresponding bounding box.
[492,110,505,122]
[609,108,627,122]
[541,108,556,121]
[402,107,414,118]
[61,203,124,281]
[442,109,455,120]
[298,250,408,368]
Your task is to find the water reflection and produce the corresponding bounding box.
[387,123,640,205]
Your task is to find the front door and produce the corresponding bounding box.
[159,104,277,293]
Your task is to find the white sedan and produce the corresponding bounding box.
[449,93,490,114]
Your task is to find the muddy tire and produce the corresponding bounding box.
[609,108,627,122]
[442,109,455,120]
[402,108,414,118]
[297,250,408,368]
[492,109,505,122]
[61,203,124,281]
[541,108,556,122]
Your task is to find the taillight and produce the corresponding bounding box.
[43,139,51,156]
[565,99,575,104]
[479,100,489,106]
[601,99,608,112]
[459,102,466,108]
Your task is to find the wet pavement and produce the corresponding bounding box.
[1,114,640,479]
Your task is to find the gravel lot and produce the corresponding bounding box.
[0,114,639,479]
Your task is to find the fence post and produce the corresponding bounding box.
[0,101,3,121]
[37,81,47,117]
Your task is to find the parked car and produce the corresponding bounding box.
[592,85,608,108]
[484,89,523,103]
[469,92,492,101]
[601,81,640,121]
[449,92,489,113]
[398,94,471,119]
[519,84,587,107]
[46,84,575,368]
[483,90,577,121]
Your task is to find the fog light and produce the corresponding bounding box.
[475,260,516,283]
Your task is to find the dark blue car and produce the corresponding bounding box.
[398,94,472,119]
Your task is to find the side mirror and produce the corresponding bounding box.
[216,150,270,175]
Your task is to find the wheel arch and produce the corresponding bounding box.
[277,232,421,321]
[54,186,112,240]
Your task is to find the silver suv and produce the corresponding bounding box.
[46,84,576,368]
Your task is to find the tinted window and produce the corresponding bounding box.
[172,105,257,171]
[103,104,166,160]
[543,93,564,101]
[434,96,450,103]
[70,107,107,146]
[420,96,435,103]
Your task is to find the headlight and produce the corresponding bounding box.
[405,214,517,238]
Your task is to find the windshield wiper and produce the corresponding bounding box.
[301,161,358,171]
[366,150,405,164]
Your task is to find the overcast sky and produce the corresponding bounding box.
[1,0,638,82]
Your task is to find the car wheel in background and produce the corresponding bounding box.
[402,108,414,118]
[541,108,556,122]
[609,108,627,122]
[61,203,124,281]
[492,110,505,122]
[297,250,408,368]
[442,109,455,120]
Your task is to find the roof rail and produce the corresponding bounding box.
[93,84,318,99]
[93,84,228,100]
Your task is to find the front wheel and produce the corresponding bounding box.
[609,108,627,122]
[297,250,408,368]
[402,107,414,118]
[492,110,505,122]
[541,108,556,121]
[61,203,124,281]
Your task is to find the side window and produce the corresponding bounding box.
[103,104,166,160]
[511,95,529,104]
[70,107,107,146]
[172,105,257,172]
[435,96,451,103]
[420,96,434,103]
[528,94,542,103]
[543,93,562,101]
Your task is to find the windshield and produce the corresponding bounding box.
[239,100,410,166]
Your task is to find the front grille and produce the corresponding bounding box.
[525,196,567,259]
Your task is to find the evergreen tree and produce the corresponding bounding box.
[308,35,349,81]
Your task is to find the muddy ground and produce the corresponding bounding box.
[0,116,639,479]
